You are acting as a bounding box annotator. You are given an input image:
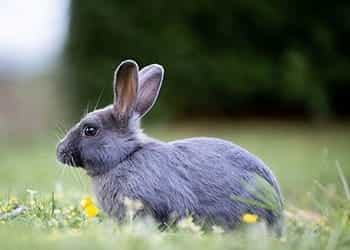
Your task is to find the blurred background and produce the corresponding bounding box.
[0,1,349,206]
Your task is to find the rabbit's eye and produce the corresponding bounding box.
[83,126,98,137]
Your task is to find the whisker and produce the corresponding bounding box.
[49,130,62,142]
[76,168,88,192]
[94,87,105,111]
[55,161,66,180]
[55,125,64,137]
[54,133,62,141]
[58,122,68,133]
[70,157,88,192]
[74,169,84,189]
[69,167,80,187]
[84,102,91,116]
[56,123,68,138]
[70,157,85,189]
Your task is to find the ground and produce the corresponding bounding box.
[0,121,349,250]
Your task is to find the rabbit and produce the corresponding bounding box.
[56,59,284,234]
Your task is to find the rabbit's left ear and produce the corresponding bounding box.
[113,60,139,120]
[135,64,164,118]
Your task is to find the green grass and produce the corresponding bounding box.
[0,121,349,250]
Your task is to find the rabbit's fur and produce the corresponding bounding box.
[57,60,284,233]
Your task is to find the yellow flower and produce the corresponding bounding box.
[84,204,99,218]
[80,196,93,209]
[81,196,99,218]
[242,213,258,224]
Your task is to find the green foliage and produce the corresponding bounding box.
[232,174,283,216]
[0,164,350,250]
[65,1,350,119]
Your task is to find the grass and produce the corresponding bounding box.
[0,121,349,250]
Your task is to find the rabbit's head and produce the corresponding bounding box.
[56,60,164,176]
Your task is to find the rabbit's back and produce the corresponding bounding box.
[170,137,282,198]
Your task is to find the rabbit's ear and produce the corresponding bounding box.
[113,60,139,120]
[135,64,164,118]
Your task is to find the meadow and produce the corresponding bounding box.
[0,121,349,250]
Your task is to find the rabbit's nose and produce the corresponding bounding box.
[56,141,71,165]
[56,141,67,157]
[56,144,63,156]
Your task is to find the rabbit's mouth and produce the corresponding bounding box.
[56,139,83,167]
[57,148,83,168]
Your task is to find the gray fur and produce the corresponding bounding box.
[57,59,284,234]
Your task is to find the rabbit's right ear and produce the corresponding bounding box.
[135,64,164,118]
[113,60,139,121]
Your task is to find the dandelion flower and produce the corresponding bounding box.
[80,196,93,209]
[80,196,99,218]
[84,204,99,218]
[242,213,258,224]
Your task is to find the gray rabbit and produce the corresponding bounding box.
[57,59,284,234]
